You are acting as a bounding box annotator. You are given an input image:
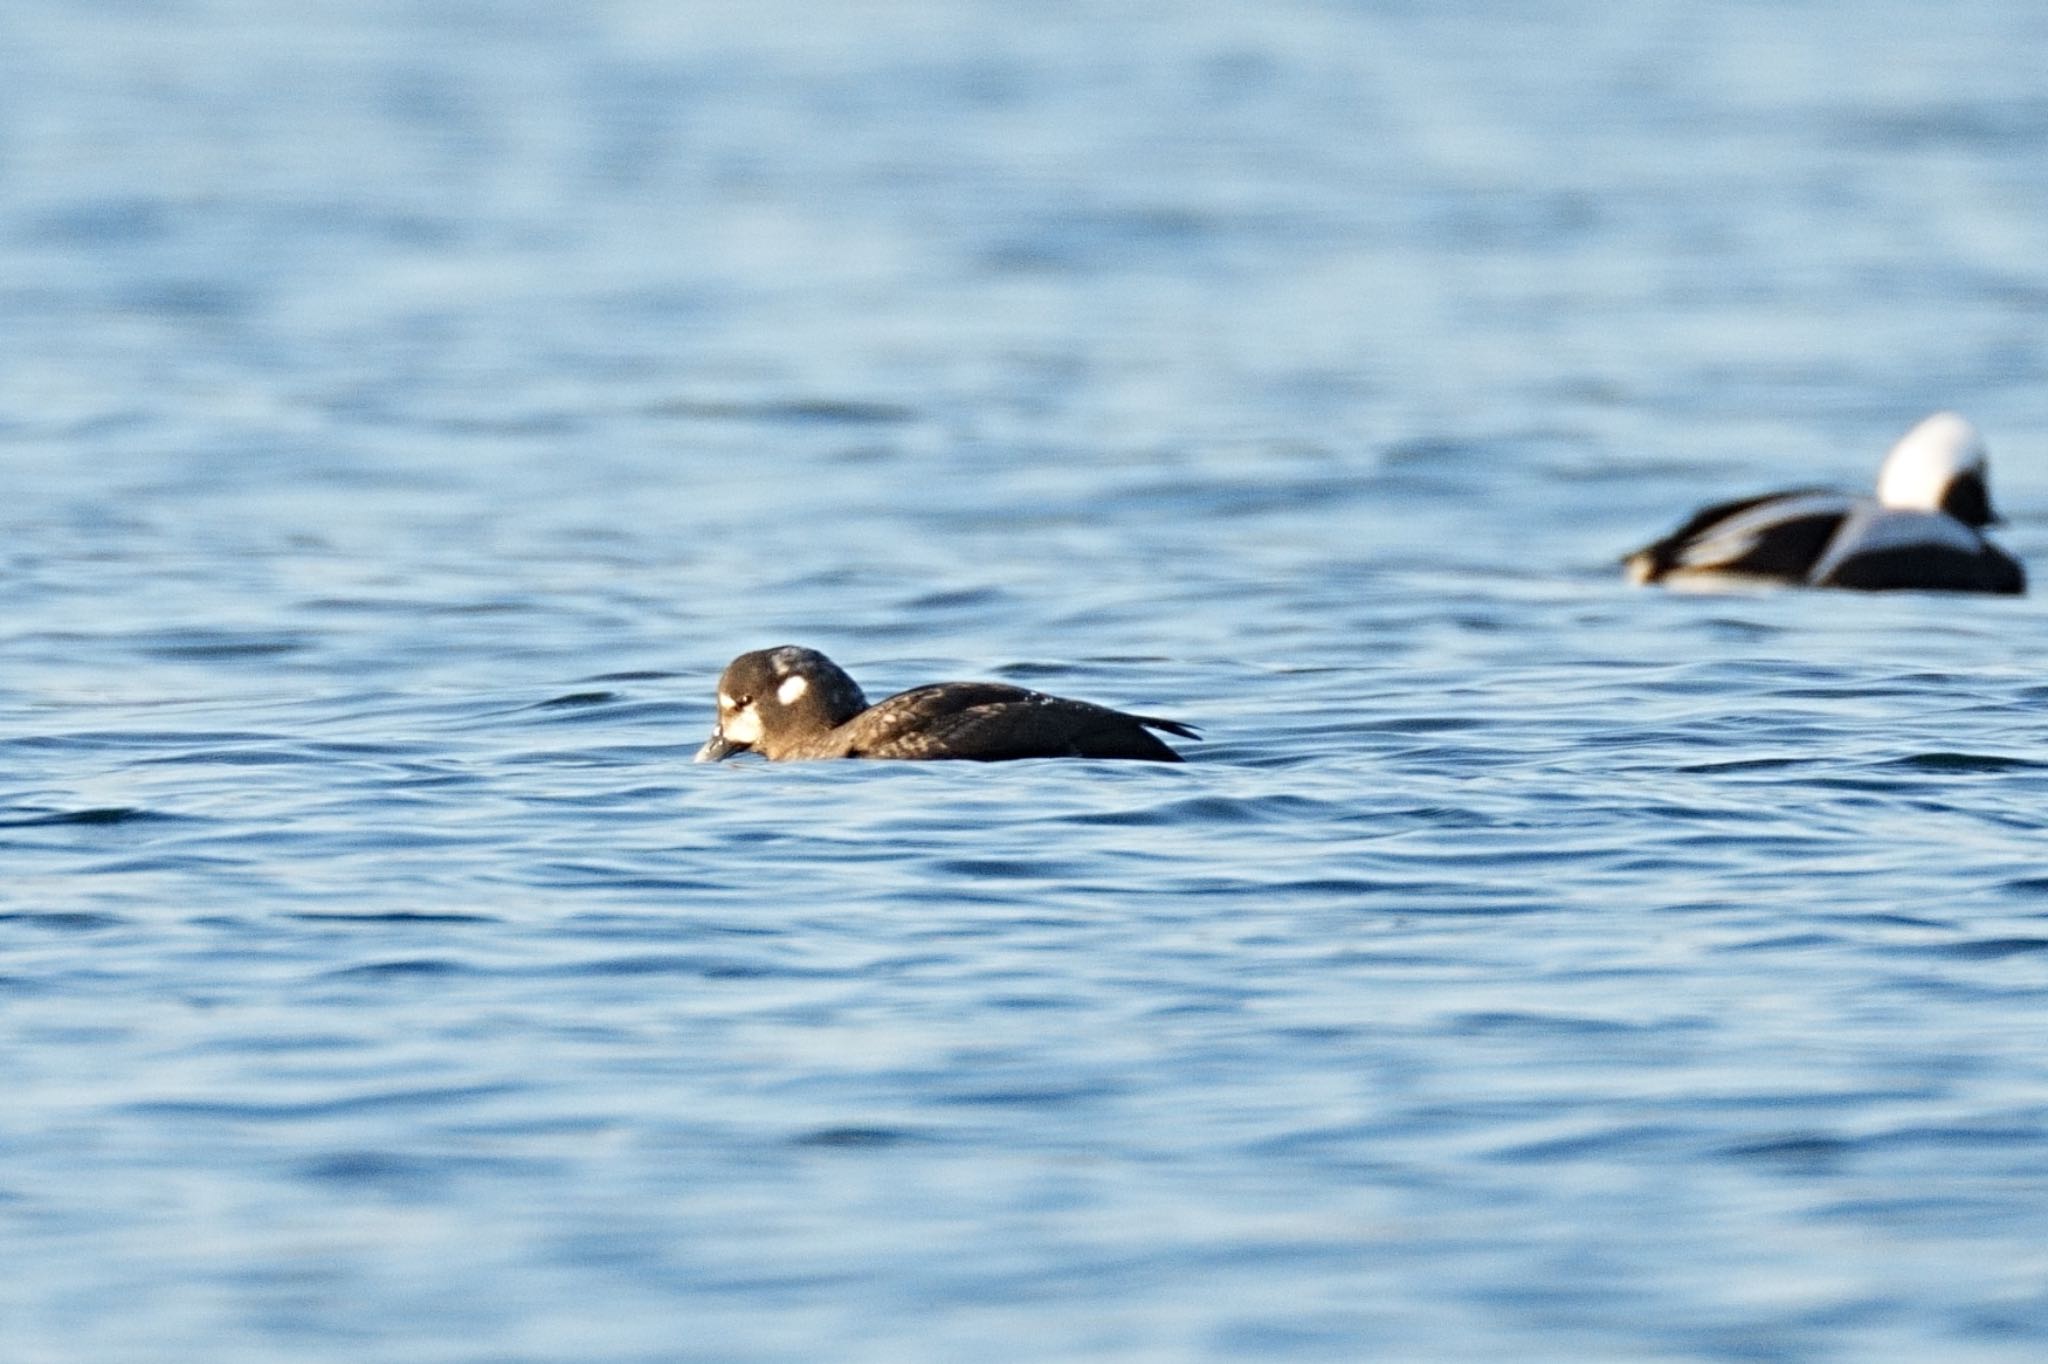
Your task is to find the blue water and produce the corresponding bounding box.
[7,2,2048,1360]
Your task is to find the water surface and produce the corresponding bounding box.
[7,2,2048,1360]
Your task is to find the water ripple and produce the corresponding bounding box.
[7,3,2048,1361]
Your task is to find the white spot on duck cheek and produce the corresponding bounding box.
[776,675,810,706]
[721,707,764,745]
[718,693,737,710]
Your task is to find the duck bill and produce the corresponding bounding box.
[693,730,744,763]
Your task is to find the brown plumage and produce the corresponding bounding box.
[694,647,1196,764]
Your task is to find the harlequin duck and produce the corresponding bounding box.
[693,646,1198,763]
[1624,412,2024,594]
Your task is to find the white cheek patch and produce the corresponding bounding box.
[776,674,810,706]
[721,707,764,745]
[718,693,737,711]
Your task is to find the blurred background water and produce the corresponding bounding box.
[6,1,2048,1360]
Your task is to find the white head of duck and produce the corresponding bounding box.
[1876,411,1998,526]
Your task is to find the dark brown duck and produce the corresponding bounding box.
[694,646,1197,763]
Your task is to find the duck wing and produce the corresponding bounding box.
[843,683,1196,762]
[1627,488,1851,583]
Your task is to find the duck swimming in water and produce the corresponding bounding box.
[694,647,1197,763]
[1625,412,2024,594]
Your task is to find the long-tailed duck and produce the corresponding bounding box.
[693,646,1198,763]
[1624,412,2024,594]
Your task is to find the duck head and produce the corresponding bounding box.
[694,646,870,762]
[1876,411,2001,527]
